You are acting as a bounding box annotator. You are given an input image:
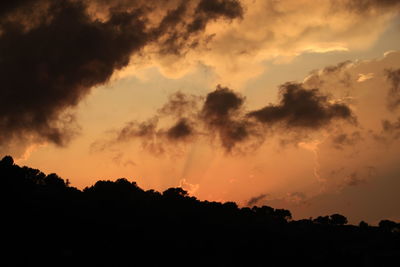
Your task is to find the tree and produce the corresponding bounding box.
[313,216,330,224]
[163,187,189,199]
[0,155,14,166]
[359,221,369,229]
[274,209,292,221]
[44,173,67,188]
[252,205,274,216]
[330,214,348,225]
[223,201,238,211]
[379,220,398,232]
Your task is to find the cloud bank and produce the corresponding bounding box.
[0,0,243,152]
[96,82,355,154]
[151,0,400,84]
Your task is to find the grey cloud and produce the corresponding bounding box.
[247,83,356,129]
[201,85,244,125]
[201,85,259,151]
[101,82,355,154]
[166,118,194,141]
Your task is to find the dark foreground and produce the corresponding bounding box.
[1,156,399,266]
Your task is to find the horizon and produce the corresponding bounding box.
[0,154,393,228]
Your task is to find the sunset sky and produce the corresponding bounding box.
[1,0,400,224]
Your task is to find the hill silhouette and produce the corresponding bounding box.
[1,155,399,266]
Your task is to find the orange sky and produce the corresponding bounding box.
[2,0,400,224]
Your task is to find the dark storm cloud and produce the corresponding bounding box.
[216,120,254,151]
[187,0,243,33]
[166,118,194,140]
[200,85,261,151]
[248,83,355,129]
[201,85,244,125]
[0,0,244,149]
[386,68,400,111]
[102,83,355,153]
[156,0,243,54]
[0,0,149,146]
[107,85,258,152]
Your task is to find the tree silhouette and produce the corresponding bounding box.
[162,187,189,199]
[1,155,400,267]
[330,214,348,225]
[379,220,399,232]
[359,220,369,229]
[313,215,331,224]
[0,155,14,166]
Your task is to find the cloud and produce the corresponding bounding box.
[116,119,159,143]
[179,178,200,196]
[0,0,148,148]
[293,51,400,197]
[0,0,244,154]
[97,82,354,154]
[166,119,194,141]
[158,92,202,118]
[151,0,400,85]
[370,117,400,143]
[201,85,244,124]
[357,73,374,82]
[343,0,400,12]
[344,172,367,187]
[187,0,243,33]
[330,131,362,150]
[94,86,259,153]
[201,85,260,151]
[246,193,268,207]
[1,0,399,156]
[248,83,356,129]
[386,68,400,111]
[382,117,400,139]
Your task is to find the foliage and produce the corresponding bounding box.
[1,155,399,266]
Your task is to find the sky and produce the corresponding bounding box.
[1,0,400,224]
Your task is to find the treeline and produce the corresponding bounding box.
[1,155,399,266]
